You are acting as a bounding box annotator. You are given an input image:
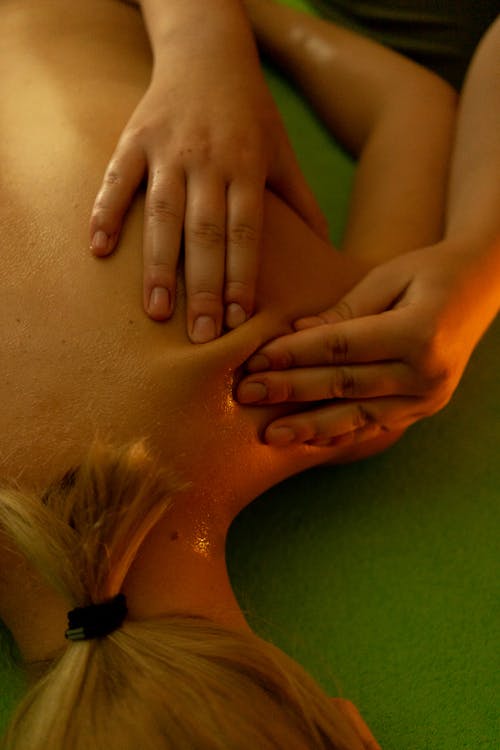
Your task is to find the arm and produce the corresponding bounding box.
[137,0,259,63]
[237,12,500,451]
[89,0,326,342]
[445,15,500,261]
[244,0,457,263]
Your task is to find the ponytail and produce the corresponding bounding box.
[0,437,365,750]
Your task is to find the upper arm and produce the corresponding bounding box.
[446,16,500,246]
[279,13,457,156]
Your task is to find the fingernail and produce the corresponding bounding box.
[226,303,247,328]
[192,315,217,344]
[238,382,267,403]
[267,426,296,445]
[91,230,108,251]
[148,287,171,318]
[245,353,270,372]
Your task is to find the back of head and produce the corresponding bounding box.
[0,437,365,750]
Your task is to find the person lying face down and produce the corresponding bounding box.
[0,0,458,748]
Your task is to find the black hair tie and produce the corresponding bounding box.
[65,593,128,641]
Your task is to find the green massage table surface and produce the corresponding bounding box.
[1,2,498,747]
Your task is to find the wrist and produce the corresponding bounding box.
[138,0,253,57]
[435,236,500,313]
[440,233,500,275]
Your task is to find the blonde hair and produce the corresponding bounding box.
[0,437,365,750]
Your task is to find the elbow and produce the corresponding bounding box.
[385,67,459,147]
[393,63,458,122]
[349,65,458,157]
[416,68,458,118]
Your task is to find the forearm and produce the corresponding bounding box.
[445,18,500,257]
[439,17,500,334]
[245,1,457,262]
[245,1,454,151]
[340,77,456,263]
[137,0,258,66]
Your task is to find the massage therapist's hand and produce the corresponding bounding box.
[237,241,500,447]
[89,0,327,344]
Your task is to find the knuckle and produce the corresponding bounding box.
[425,378,454,413]
[331,299,355,322]
[411,320,441,363]
[353,404,375,431]
[125,123,151,143]
[265,376,296,404]
[92,199,112,217]
[232,130,261,158]
[189,136,212,161]
[93,186,119,215]
[324,329,349,364]
[417,349,453,397]
[328,367,355,398]
[191,221,225,246]
[262,377,295,404]
[340,367,356,398]
[278,379,296,403]
[409,326,453,391]
[270,348,295,370]
[425,362,452,392]
[147,198,182,224]
[237,145,263,174]
[175,133,212,163]
[103,169,121,187]
[229,222,259,249]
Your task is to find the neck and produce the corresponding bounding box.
[121,488,254,634]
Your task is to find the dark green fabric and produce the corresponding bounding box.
[1,2,499,747]
[308,0,499,88]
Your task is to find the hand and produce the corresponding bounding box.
[89,26,327,343]
[236,241,499,447]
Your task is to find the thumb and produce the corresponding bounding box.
[268,139,330,241]
[294,261,409,330]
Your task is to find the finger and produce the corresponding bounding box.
[294,262,411,330]
[142,164,186,321]
[90,138,146,256]
[268,139,330,241]
[245,313,409,372]
[262,397,424,446]
[184,172,226,343]
[224,179,263,329]
[237,361,417,405]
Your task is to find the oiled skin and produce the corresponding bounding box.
[0,0,372,497]
[0,0,390,662]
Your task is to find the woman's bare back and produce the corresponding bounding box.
[0,0,365,502]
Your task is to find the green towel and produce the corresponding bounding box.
[1,2,499,748]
